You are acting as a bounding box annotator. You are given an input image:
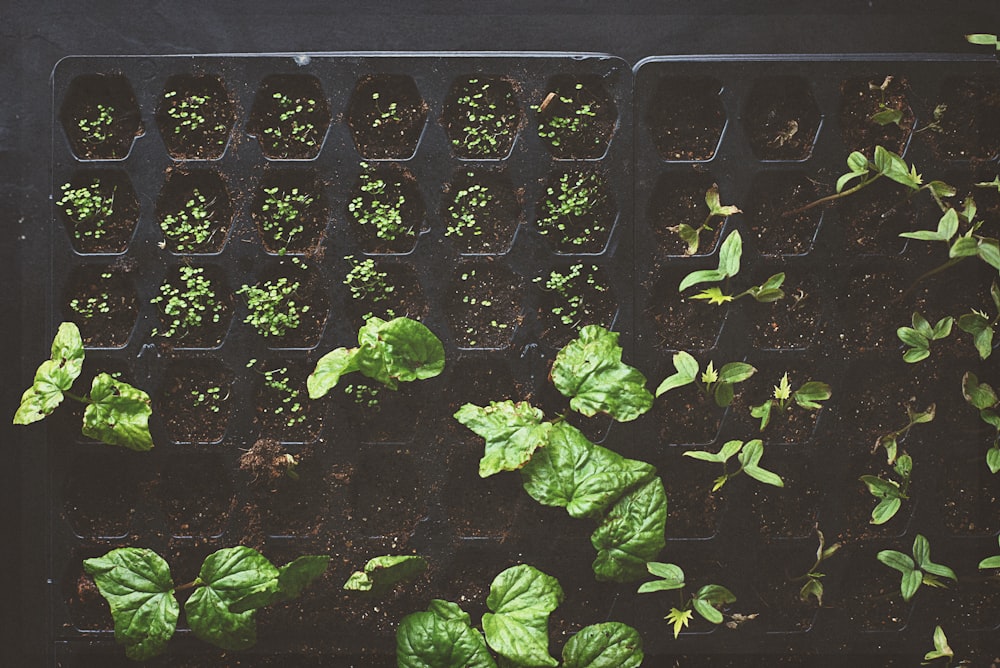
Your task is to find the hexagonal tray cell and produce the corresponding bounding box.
[534,262,617,348]
[150,264,233,349]
[443,356,521,415]
[839,176,922,255]
[749,455,822,538]
[442,167,521,254]
[352,447,428,537]
[939,446,1000,536]
[155,73,236,160]
[62,263,138,348]
[657,449,722,537]
[750,269,825,351]
[644,76,725,161]
[59,72,143,160]
[534,168,616,254]
[252,168,330,255]
[745,171,822,256]
[446,260,523,349]
[918,75,1000,161]
[838,543,913,633]
[749,543,823,633]
[836,261,920,352]
[246,73,332,160]
[158,358,234,444]
[643,266,727,351]
[645,169,724,256]
[728,359,830,446]
[251,358,327,443]
[62,546,115,632]
[56,169,139,254]
[62,451,139,538]
[156,454,235,537]
[334,377,427,444]
[743,76,822,161]
[838,75,915,156]
[441,75,522,159]
[534,73,617,160]
[643,356,728,446]
[340,256,428,330]
[237,258,329,349]
[347,163,425,254]
[347,74,428,160]
[155,168,234,254]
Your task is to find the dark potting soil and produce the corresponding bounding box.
[749,460,821,538]
[346,165,426,254]
[447,260,523,349]
[746,171,822,256]
[59,73,144,160]
[252,169,330,255]
[246,74,332,160]
[152,264,234,349]
[836,266,921,352]
[534,73,617,160]
[749,545,821,633]
[57,170,140,254]
[156,455,236,537]
[158,358,233,443]
[62,452,138,538]
[917,75,1000,161]
[645,169,721,256]
[729,365,825,445]
[658,450,721,538]
[63,264,138,347]
[837,553,912,632]
[644,76,725,161]
[334,378,427,444]
[341,259,429,331]
[155,73,237,161]
[253,359,327,442]
[440,75,522,160]
[940,449,1000,536]
[649,382,726,446]
[443,168,522,254]
[742,76,821,161]
[347,74,429,160]
[837,75,915,156]
[751,274,825,350]
[156,168,234,254]
[64,551,116,631]
[646,268,727,350]
[838,177,919,254]
[443,432,525,537]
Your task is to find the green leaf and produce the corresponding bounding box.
[520,422,655,519]
[713,381,734,407]
[561,622,643,668]
[871,497,902,525]
[655,351,699,397]
[903,348,930,363]
[900,229,950,242]
[185,546,280,651]
[874,146,920,189]
[900,568,923,602]
[912,534,930,566]
[978,238,1000,271]
[483,564,564,668]
[228,554,329,613]
[692,584,736,624]
[551,325,653,422]
[637,562,685,593]
[959,311,994,360]
[455,401,553,477]
[718,362,756,384]
[979,543,1000,570]
[871,108,903,127]
[397,605,497,668]
[81,373,154,451]
[705,183,741,218]
[932,316,954,339]
[690,286,734,305]
[678,269,727,293]
[860,475,901,499]
[665,607,693,638]
[929,180,957,198]
[837,151,870,192]
[897,326,927,349]
[675,223,700,255]
[750,400,773,430]
[683,439,743,464]
[911,312,933,338]
[794,381,832,409]
[988,445,1000,474]
[13,321,86,425]
[950,236,980,258]
[717,230,742,277]
[877,549,915,575]
[966,33,999,47]
[739,440,784,488]
[962,372,998,410]
[977,176,1000,192]
[343,555,427,595]
[307,347,361,399]
[591,478,668,582]
[923,625,953,664]
[800,579,823,606]
[83,548,178,661]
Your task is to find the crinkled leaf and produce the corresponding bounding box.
[705,183,741,218]
[454,401,553,477]
[344,555,427,594]
[794,381,831,409]
[83,548,178,661]
[397,604,497,668]
[307,348,361,398]
[483,564,564,668]
[14,322,85,425]
[978,238,1000,271]
[675,223,700,255]
[551,325,653,422]
[962,372,998,410]
[877,549,915,575]
[838,151,870,192]
[591,478,668,582]
[690,286,733,305]
[520,422,655,519]
[82,373,153,451]
[655,351,699,397]
[230,555,330,613]
[800,578,824,606]
[874,146,920,189]
[561,622,643,668]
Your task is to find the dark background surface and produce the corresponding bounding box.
[2,1,997,664]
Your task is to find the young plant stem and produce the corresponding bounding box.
[782,176,880,218]
[899,258,963,302]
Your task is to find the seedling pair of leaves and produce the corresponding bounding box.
[749,372,831,431]
[655,350,755,408]
[455,326,666,582]
[868,76,905,127]
[636,562,736,638]
[957,280,1000,360]
[677,231,786,305]
[861,454,913,525]
[873,403,935,466]
[307,316,445,398]
[790,526,841,606]
[670,183,741,256]
[684,439,784,492]
[877,534,956,602]
[84,546,329,660]
[396,563,644,668]
[923,626,955,666]
[961,372,1000,473]
[343,555,427,596]
[13,322,153,451]
[897,311,953,363]
[900,199,1000,289]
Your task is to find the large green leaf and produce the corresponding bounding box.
[13,321,85,425]
[454,401,553,477]
[81,373,154,451]
[551,326,653,422]
[591,478,668,582]
[228,554,330,613]
[83,548,178,661]
[307,347,361,399]
[520,422,655,519]
[482,564,564,668]
[343,554,427,594]
[561,622,643,668]
[397,604,497,668]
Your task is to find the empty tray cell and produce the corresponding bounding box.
[750,542,827,633]
[645,169,726,256]
[441,74,522,160]
[347,163,425,254]
[644,266,728,351]
[251,358,326,443]
[750,268,825,351]
[447,260,523,349]
[749,454,822,538]
[158,357,234,444]
[353,447,427,536]
[155,168,234,254]
[534,167,616,254]
[238,257,328,349]
[745,170,822,256]
[918,75,1000,161]
[63,452,139,538]
[155,73,237,160]
[534,73,617,160]
[56,169,139,254]
[443,432,524,537]
[341,256,428,330]
[63,263,138,348]
[59,72,143,160]
[644,76,726,162]
[347,74,428,160]
[657,449,723,538]
[442,167,521,255]
[534,262,616,348]
[150,264,233,349]
[247,73,332,160]
[444,356,521,413]
[253,168,330,255]
[838,74,915,156]
[939,447,1000,536]
[838,543,914,633]
[836,260,920,352]
[743,76,821,161]
[645,372,727,447]
[157,454,234,537]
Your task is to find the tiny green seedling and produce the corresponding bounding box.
[370,90,402,128]
[655,350,755,408]
[637,562,736,638]
[922,625,955,666]
[877,534,956,602]
[151,266,226,340]
[534,82,603,152]
[160,188,217,252]
[672,184,740,256]
[58,180,116,242]
[749,372,831,431]
[790,525,841,606]
[69,271,115,320]
[14,322,153,450]
[163,90,227,140]
[343,255,396,320]
[873,403,935,465]
[868,76,905,127]
[957,279,999,360]
[978,536,1000,571]
[78,104,115,145]
[264,92,320,148]
[343,555,427,596]
[534,263,609,327]
[259,185,315,254]
[84,545,328,660]
[961,371,1000,473]
[248,359,308,428]
[448,77,517,158]
[446,174,492,239]
[678,231,786,305]
[238,259,311,338]
[897,311,953,363]
[860,453,913,525]
[966,33,1000,51]
[348,164,412,243]
[684,439,784,491]
[536,171,609,248]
